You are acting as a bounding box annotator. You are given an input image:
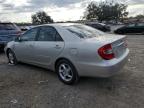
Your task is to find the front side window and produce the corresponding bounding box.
[21,28,38,41]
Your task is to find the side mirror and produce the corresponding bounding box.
[18,37,22,42]
[15,36,21,42]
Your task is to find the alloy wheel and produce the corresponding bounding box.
[58,63,73,82]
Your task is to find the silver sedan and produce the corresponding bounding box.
[5,23,129,85]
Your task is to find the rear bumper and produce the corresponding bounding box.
[76,49,129,77]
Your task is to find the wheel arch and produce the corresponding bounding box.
[54,57,80,84]
[55,57,75,70]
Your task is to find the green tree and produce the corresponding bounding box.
[135,14,144,19]
[83,1,128,22]
[32,11,53,24]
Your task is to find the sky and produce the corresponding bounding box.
[0,0,144,23]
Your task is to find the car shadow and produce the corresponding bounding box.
[18,62,57,76]
[0,50,4,54]
[5,60,129,94]
[14,62,127,89]
[79,77,117,89]
[74,73,129,94]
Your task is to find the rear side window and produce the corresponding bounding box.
[0,23,18,30]
[37,26,63,41]
[55,32,63,41]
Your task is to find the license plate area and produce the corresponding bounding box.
[112,39,126,58]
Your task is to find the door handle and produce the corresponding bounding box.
[54,45,61,49]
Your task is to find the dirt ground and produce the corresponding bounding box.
[0,35,144,108]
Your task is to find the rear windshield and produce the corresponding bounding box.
[65,24,105,38]
[0,23,17,30]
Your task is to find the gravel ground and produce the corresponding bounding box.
[0,35,144,108]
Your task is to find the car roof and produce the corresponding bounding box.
[85,22,106,25]
[34,23,80,28]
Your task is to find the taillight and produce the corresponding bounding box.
[98,44,115,60]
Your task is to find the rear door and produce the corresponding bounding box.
[33,26,64,66]
[14,27,39,62]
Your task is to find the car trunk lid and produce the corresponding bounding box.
[86,34,127,59]
[111,36,127,58]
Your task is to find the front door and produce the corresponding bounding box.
[14,27,39,62]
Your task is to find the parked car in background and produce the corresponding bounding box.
[19,26,34,32]
[114,23,144,34]
[5,23,129,85]
[0,22,21,50]
[104,20,123,25]
[85,22,111,32]
[19,26,30,32]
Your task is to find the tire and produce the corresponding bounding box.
[7,49,17,65]
[0,45,4,52]
[56,59,79,85]
[117,31,124,34]
[0,48,3,53]
[115,30,124,34]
